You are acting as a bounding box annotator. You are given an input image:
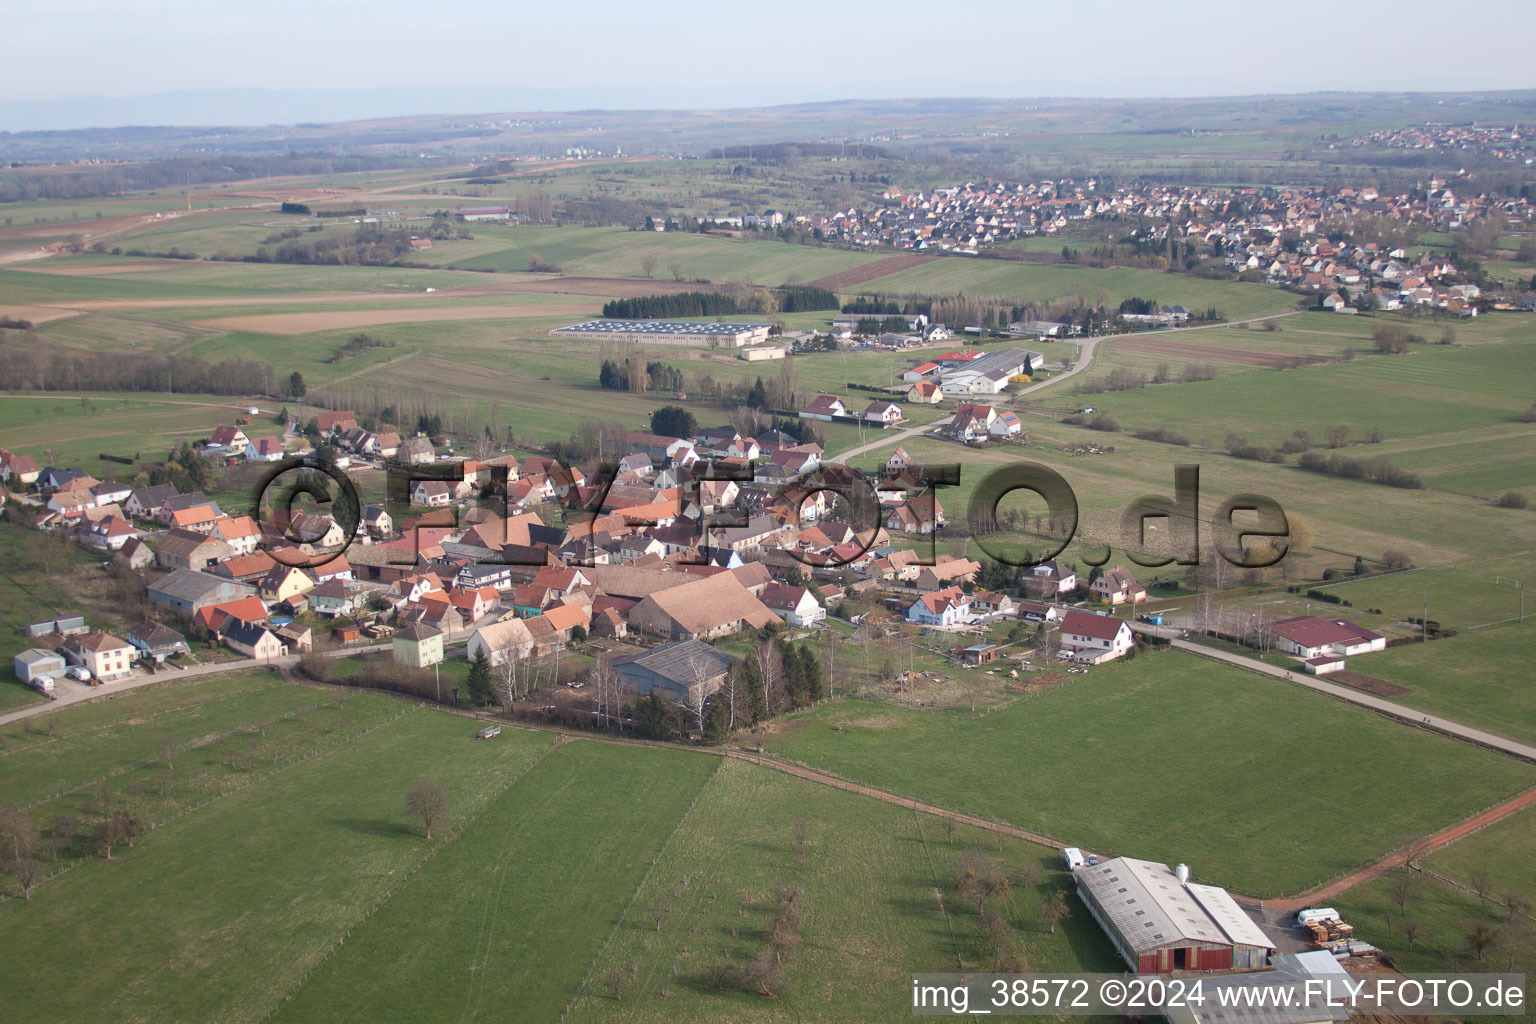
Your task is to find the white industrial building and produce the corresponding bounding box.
[550,319,775,348]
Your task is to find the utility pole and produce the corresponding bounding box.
[1423,588,1428,643]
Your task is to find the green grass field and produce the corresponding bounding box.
[855,260,1297,320]
[562,757,1119,1023]
[0,682,559,1024]
[0,673,1125,1024]
[271,740,720,1024]
[1337,805,1536,1015]
[752,649,1536,898]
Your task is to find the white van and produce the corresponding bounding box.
[1296,908,1340,927]
[1062,847,1087,871]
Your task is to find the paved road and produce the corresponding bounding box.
[1131,623,1536,763]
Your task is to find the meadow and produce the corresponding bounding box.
[751,648,1536,898]
[1337,805,1536,1021]
[0,677,558,1023]
[855,259,1298,320]
[0,672,1125,1024]
[560,757,1120,1023]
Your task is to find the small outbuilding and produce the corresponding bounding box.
[14,648,66,684]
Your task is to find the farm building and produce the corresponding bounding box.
[457,207,511,222]
[961,644,998,666]
[1271,618,1386,660]
[613,639,733,705]
[14,648,66,684]
[549,320,774,348]
[1076,857,1275,973]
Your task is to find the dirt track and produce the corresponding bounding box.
[1267,785,1536,910]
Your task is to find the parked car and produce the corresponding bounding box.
[65,666,92,682]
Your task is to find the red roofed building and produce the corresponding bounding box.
[1270,617,1386,660]
[194,596,270,635]
[906,586,971,627]
[1059,610,1133,664]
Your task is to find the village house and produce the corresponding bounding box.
[907,586,972,627]
[259,564,316,605]
[194,596,270,636]
[218,618,287,660]
[969,591,1018,617]
[210,515,262,556]
[1092,566,1147,605]
[308,579,365,618]
[760,583,825,627]
[396,437,436,465]
[60,631,137,681]
[124,483,178,520]
[913,556,981,592]
[799,395,849,421]
[154,528,234,572]
[863,400,904,426]
[206,425,250,456]
[127,620,189,662]
[885,493,945,534]
[906,380,943,404]
[1024,559,1077,599]
[1058,609,1134,664]
[465,617,537,666]
[393,622,445,668]
[245,436,286,462]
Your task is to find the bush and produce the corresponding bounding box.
[1496,491,1530,509]
[1295,451,1422,489]
[1087,412,1120,432]
[1132,426,1191,446]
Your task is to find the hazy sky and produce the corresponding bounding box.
[3,0,1533,121]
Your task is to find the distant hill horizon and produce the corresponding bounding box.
[5,84,1536,135]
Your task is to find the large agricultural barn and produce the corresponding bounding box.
[1076,857,1275,973]
[550,319,775,348]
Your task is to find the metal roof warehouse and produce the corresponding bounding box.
[1076,857,1275,973]
[550,319,775,348]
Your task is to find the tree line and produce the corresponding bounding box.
[602,291,740,319]
[0,152,415,204]
[0,341,278,397]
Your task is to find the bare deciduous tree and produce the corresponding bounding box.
[405,778,450,839]
[1470,868,1493,909]
[753,639,784,718]
[1040,888,1071,934]
[1467,922,1496,962]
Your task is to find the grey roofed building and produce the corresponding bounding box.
[1075,856,1274,972]
[614,639,734,704]
[395,621,442,643]
[128,619,189,660]
[147,569,256,614]
[26,615,87,638]
[14,648,67,683]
